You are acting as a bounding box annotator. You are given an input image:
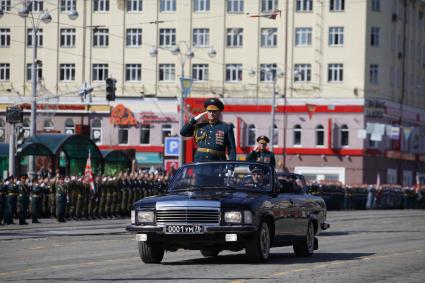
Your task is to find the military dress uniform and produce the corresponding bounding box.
[180,98,236,161]
[0,181,7,225]
[247,135,276,167]
[6,180,18,224]
[55,179,67,222]
[17,179,30,225]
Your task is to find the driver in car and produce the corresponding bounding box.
[251,168,266,189]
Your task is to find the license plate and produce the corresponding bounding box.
[165,225,204,234]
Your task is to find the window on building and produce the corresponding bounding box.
[193,28,209,47]
[92,63,108,81]
[296,0,312,12]
[328,63,343,82]
[0,28,10,47]
[295,27,312,46]
[340,124,349,147]
[371,0,380,11]
[329,27,344,46]
[0,63,10,81]
[161,124,172,143]
[330,0,344,11]
[60,64,75,81]
[126,28,142,47]
[294,64,311,82]
[248,124,256,146]
[226,28,243,47]
[64,118,75,135]
[371,27,380,47]
[0,119,5,142]
[60,0,76,11]
[293,124,302,146]
[60,28,76,47]
[261,28,277,47]
[93,28,109,47]
[159,28,176,47]
[26,62,43,81]
[125,64,142,81]
[260,64,277,82]
[261,0,278,12]
[369,64,379,84]
[43,119,54,132]
[159,64,175,81]
[226,64,242,82]
[94,0,109,12]
[227,0,243,13]
[316,125,325,146]
[140,124,150,144]
[0,1,11,11]
[91,118,102,145]
[29,0,43,12]
[192,64,209,81]
[118,126,129,144]
[160,0,176,12]
[27,28,43,47]
[194,0,210,12]
[127,0,143,11]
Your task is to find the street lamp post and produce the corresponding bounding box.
[268,68,284,152]
[18,4,78,179]
[171,44,194,167]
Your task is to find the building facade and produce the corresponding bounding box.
[1,0,425,185]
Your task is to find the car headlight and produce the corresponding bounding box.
[131,210,136,224]
[137,210,155,224]
[224,211,242,224]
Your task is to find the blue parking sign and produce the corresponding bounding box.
[164,137,180,157]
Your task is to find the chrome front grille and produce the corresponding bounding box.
[156,209,220,224]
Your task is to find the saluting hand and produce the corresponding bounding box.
[194,111,208,121]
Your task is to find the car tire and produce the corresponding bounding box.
[200,249,220,258]
[138,241,165,264]
[245,221,271,263]
[293,221,314,257]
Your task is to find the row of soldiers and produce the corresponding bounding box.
[0,171,170,225]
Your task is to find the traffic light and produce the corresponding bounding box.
[105,78,116,101]
[6,106,23,124]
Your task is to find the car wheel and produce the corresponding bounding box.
[138,241,165,264]
[200,249,220,258]
[293,221,314,257]
[246,221,271,262]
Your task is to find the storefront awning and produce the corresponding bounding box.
[135,152,163,165]
[0,143,9,157]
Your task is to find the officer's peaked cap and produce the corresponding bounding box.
[257,135,270,144]
[204,98,224,111]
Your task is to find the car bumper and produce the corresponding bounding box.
[126,224,256,249]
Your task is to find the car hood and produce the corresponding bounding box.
[133,190,261,209]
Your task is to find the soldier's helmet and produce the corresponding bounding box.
[204,98,224,112]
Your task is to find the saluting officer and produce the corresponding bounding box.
[247,135,276,167]
[180,98,236,161]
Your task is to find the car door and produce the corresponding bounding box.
[275,179,297,237]
[290,177,311,236]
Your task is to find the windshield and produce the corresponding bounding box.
[169,162,273,192]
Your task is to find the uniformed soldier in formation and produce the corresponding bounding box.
[180,98,236,161]
[0,179,7,225]
[247,135,276,167]
[48,177,56,218]
[17,176,30,225]
[5,177,18,225]
[31,179,42,223]
[56,177,67,222]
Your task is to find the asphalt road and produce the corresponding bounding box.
[0,210,425,283]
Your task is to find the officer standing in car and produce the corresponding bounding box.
[180,98,236,161]
[247,135,276,167]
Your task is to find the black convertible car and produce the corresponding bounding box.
[126,161,329,263]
